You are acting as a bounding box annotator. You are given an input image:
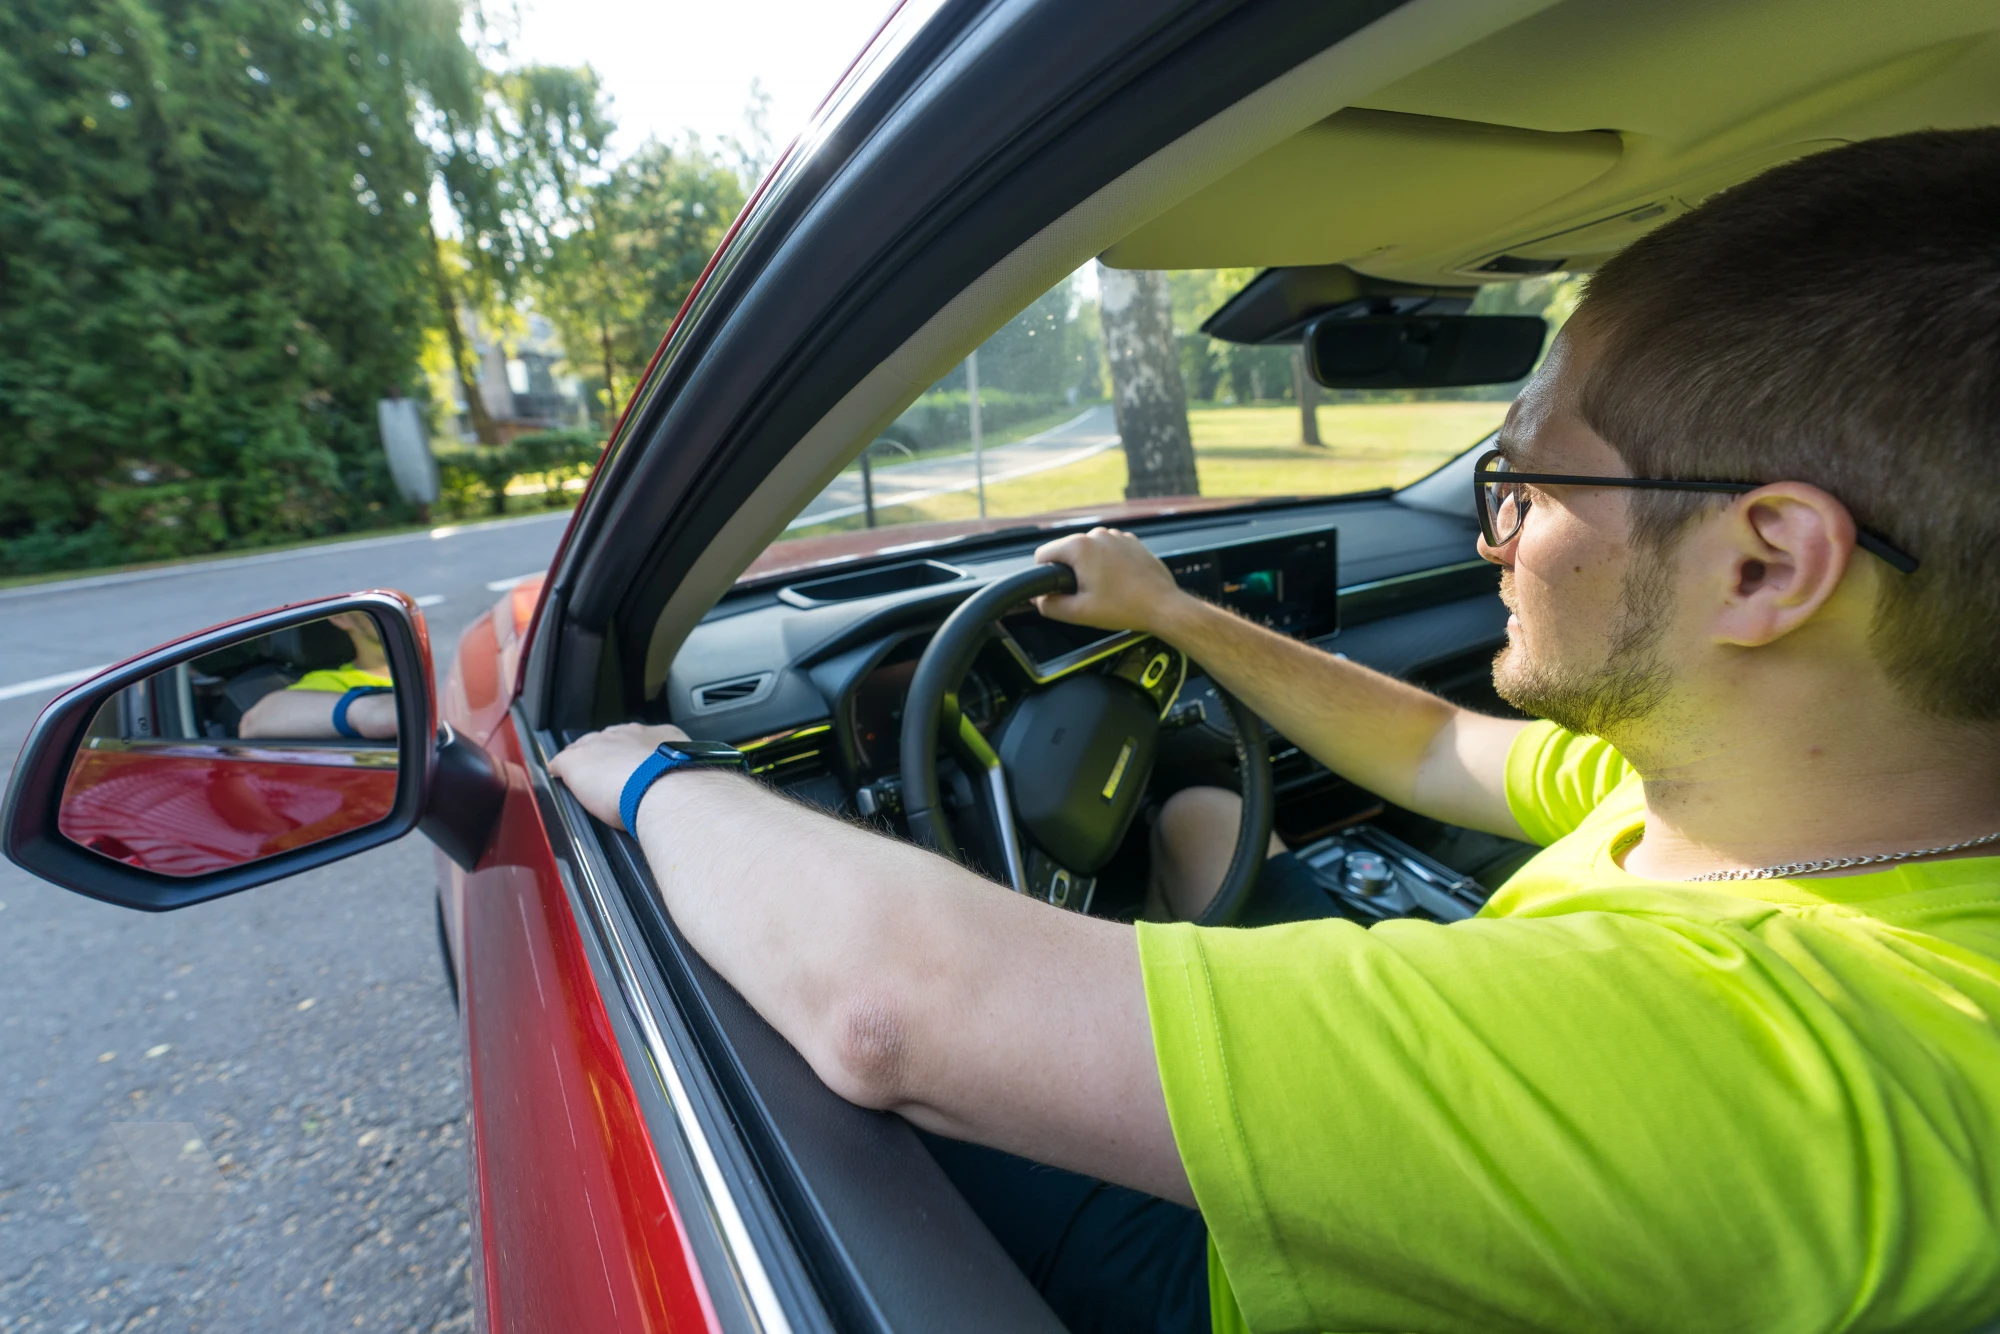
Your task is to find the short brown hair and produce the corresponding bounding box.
[1573,129,2000,719]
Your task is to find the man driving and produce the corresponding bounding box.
[552,130,2000,1333]
[238,611,398,741]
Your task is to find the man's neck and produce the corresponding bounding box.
[1611,667,2000,881]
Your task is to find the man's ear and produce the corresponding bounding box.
[1705,482,1857,648]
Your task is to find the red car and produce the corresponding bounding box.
[11,1,1990,1328]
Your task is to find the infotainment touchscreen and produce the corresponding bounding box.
[1163,529,1338,639]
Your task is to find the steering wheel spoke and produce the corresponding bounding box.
[900,563,1272,923]
[953,712,1029,894]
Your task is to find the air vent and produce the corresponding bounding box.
[691,672,772,713]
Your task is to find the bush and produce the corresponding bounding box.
[435,431,606,518]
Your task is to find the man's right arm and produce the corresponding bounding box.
[1034,528,1528,840]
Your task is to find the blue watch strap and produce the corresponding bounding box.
[332,685,393,739]
[620,745,688,833]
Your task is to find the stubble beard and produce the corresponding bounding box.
[1492,556,1676,740]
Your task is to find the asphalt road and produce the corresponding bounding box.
[787,404,1118,529]
[0,511,571,1334]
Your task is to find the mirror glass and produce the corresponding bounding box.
[1306,315,1547,390]
[58,612,402,877]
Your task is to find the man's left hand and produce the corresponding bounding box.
[550,722,690,832]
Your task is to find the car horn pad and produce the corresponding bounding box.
[995,673,1158,873]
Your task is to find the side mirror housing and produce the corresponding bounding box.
[1305,314,1547,389]
[2,591,500,911]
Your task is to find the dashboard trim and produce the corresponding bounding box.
[992,624,1144,684]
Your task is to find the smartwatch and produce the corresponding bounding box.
[332,685,393,739]
[619,740,750,832]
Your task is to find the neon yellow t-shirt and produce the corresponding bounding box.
[1140,720,2000,1334]
[288,665,392,693]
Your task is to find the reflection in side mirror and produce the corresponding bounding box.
[1305,314,1547,390]
[58,612,402,877]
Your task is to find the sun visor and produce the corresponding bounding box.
[1100,108,1621,271]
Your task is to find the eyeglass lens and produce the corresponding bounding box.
[1482,457,1526,546]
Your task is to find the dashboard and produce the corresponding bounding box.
[664,491,1510,893]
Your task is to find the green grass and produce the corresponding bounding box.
[788,401,1507,537]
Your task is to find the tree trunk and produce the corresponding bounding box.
[1097,263,1198,499]
[1292,344,1323,447]
[424,223,500,446]
[598,315,619,429]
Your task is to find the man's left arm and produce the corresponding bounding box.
[549,723,1196,1205]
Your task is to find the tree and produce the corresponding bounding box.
[1292,345,1322,445]
[395,5,515,445]
[1096,264,1198,499]
[497,64,621,423]
[538,136,742,424]
[0,0,457,571]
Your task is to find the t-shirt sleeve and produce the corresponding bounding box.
[289,666,393,693]
[1137,912,1999,1334]
[1503,719,1632,846]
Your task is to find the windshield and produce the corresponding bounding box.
[751,266,1579,580]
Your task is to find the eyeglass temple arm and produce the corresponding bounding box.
[1472,467,1919,573]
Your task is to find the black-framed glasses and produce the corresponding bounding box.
[1471,448,1919,574]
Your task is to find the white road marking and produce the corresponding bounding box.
[414,594,445,607]
[0,665,110,702]
[484,573,542,592]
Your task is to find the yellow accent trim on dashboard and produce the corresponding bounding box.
[737,721,831,752]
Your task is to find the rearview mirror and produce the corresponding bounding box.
[3,593,454,910]
[1305,314,1546,389]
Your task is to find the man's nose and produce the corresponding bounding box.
[1477,529,1517,568]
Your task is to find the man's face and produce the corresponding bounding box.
[1481,328,1682,740]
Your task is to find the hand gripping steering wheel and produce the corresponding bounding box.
[899,563,1273,926]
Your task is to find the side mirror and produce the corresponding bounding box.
[2,591,503,911]
[1305,314,1547,389]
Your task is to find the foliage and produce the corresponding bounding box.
[536,136,744,425]
[434,429,602,517]
[0,0,471,574]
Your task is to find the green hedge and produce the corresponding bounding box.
[436,430,606,518]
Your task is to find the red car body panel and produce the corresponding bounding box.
[59,746,398,876]
[439,602,718,1333]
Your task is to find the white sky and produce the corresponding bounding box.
[499,0,900,163]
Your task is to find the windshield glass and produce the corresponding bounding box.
[751,266,1579,580]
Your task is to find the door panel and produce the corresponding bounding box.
[448,712,718,1332]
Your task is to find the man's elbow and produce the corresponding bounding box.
[814,986,918,1112]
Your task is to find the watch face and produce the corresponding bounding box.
[667,740,746,765]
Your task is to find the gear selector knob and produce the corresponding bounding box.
[1342,851,1393,898]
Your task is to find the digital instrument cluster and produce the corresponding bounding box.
[1163,529,1339,638]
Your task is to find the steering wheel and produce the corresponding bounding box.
[899,563,1273,926]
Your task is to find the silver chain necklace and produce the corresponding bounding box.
[1683,829,2000,882]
